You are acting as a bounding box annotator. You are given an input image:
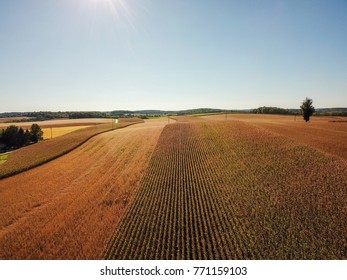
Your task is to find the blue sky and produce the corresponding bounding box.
[0,0,346,112]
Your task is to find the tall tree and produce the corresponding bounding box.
[300,97,315,122]
[3,125,19,148]
[24,129,31,144]
[30,124,43,143]
[17,128,27,147]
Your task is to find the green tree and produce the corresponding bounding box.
[3,125,19,148]
[17,128,27,147]
[24,129,31,144]
[30,124,43,143]
[300,97,315,122]
[0,129,4,149]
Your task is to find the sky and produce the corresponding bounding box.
[0,0,346,112]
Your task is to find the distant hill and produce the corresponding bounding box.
[0,108,250,121]
[1,107,346,121]
[252,107,296,115]
[252,107,347,116]
[314,108,347,116]
[112,108,252,116]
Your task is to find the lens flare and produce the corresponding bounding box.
[90,0,137,31]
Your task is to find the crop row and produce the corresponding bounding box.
[0,119,143,179]
[0,119,161,259]
[103,120,347,259]
[207,121,346,259]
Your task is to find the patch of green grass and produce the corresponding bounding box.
[188,112,225,117]
[147,116,165,119]
[0,153,9,164]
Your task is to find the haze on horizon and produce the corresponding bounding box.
[0,0,346,113]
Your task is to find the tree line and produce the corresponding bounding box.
[0,111,111,121]
[251,106,296,115]
[0,124,43,151]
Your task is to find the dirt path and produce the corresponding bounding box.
[0,119,167,259]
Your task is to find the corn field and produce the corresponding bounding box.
[104,120,347,259]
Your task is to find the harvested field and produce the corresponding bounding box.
[104,120,347,260]
[169,116,204,123]
[0,119,143,179]
[0,119,167,259]
[200,114,347,160]
[41,126,91,139]
[0,118,114,129]
[0,117,31,123]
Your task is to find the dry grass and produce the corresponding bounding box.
[104,120,347,260]
[0,119,143,179]
[0,119,167,259]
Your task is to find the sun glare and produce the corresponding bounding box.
[89,0,135,29]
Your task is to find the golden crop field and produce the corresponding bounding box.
[0,119,167,259]
[200,114,347,160]
[0,117,31,123]
[0,119,143,179]
[41,126,91,139]
[0,115,346,260]
[0,153,9,164]
[104,117,347,260]
[0,118,114,129]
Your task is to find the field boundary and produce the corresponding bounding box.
[0,122,142,180]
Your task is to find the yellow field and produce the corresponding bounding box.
[42,126,91,139]
[0,153,9,164]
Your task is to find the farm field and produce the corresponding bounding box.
[0,118,143,179]
[0,114,346,260]
[104,117,347,259]
[200,114,347,160]
[0,119,167,259]
[0,153,9,164]
[0,117,31,123]
[0,118,114,129]
[41,126,91,139]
